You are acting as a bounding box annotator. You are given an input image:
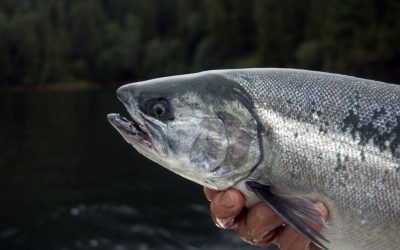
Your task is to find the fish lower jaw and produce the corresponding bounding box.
[107,113,152,147]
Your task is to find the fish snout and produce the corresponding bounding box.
[116,86,131,104]
[107,113,118,123]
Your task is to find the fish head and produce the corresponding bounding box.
[108,71,262,190]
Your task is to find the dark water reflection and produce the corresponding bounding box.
[0,91,265,250]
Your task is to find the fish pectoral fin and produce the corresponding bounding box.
[246,181,329,250]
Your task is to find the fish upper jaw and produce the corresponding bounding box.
[116,85,145,126]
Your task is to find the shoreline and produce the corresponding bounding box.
[0,81,117,92]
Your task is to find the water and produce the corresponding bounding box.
[0,90,266,250]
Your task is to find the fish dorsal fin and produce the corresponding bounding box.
[246,181,329,250]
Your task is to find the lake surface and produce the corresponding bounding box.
[0,90,266,250]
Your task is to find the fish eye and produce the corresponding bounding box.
[152,103,166,117]
[147,99,169,119]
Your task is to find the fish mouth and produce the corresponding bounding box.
[107,113,152,148]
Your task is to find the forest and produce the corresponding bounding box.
[0,0,399,85]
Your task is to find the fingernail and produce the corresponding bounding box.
[220,192,234,208]
[215,217,236,229]
[315,201,329,222]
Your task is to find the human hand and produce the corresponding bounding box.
[204,187,329,250]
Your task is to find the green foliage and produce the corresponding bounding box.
[0,0,398,85]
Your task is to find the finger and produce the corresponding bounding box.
[210,189,245,229]
[276,225,311,250]
[236,202,284,246]
[203,187,219,202]
[314,201,329,223]
[276,202,329,250]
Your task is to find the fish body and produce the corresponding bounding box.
[108,69,400,250]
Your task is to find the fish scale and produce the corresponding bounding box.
[225,70,400,139]
[222,69,400,249]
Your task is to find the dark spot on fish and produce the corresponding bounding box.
[381,169,389,183]
[311,108,316,113]
[317,110,322,116]
[311,101,316,106]
[335,153,346,171]
[342,108,400,156]
[287,99,293,105]
[390,116,400,156]
[360,149,366,161]
[353,90,361,110]
[341,110,359,140]
[294,132,298,138]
